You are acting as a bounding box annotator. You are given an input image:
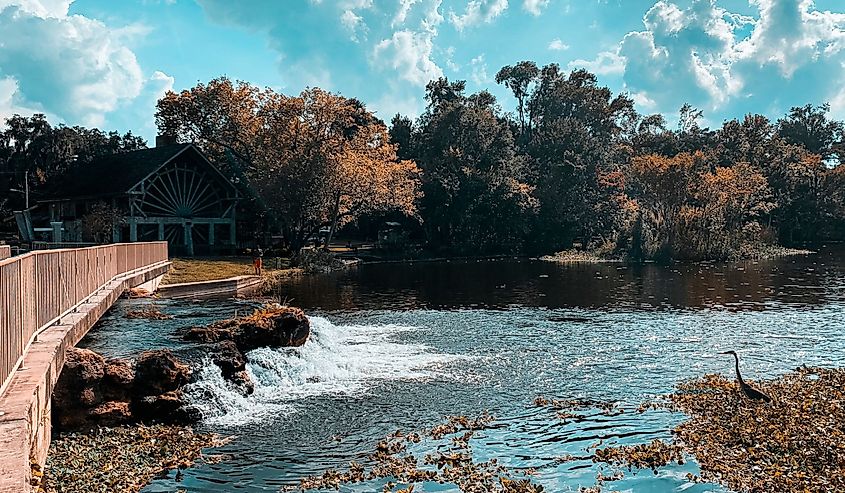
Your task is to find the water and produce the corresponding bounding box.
[78,246,845,492]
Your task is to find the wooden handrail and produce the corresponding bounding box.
[0,242,168,396]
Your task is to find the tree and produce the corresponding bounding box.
[523,65,636,250]
[156,80,421,253]
[0,114,146,216]
[409,78,537,253]
[777,104,844,161]
[627,152,705,259]
[495,61,539,139]
[80,202,125,243]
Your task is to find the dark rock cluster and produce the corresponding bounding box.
[53,348,195,430]
[53,305,311,429]
[184,305,310,395]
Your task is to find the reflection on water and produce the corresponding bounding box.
[76,247,845,492]
[275,247,845,311]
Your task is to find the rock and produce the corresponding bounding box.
[211,341,253,396]
[133,390,189,423]
[78,387,101,407]
[212,341,246,377]
[102,358,134,401]
[126,287,153,298]
[231,306,310,352]
[54,348,199,430]
[229,370,255,396]
[61,348,105,386]
[133,350,191,397]
[88,401,132,426]
[53,348,108,430]
[184,325,233,343]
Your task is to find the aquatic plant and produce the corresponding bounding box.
[669,368,845,492]
[37,425,227,493]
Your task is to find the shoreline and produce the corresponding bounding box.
[540,245,816,264]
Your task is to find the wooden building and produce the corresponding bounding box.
[39,143,239,255]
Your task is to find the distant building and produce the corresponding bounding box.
[38,141,239,255]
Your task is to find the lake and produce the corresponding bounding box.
[79,246,845,492]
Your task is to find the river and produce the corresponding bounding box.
[79,246,845,492]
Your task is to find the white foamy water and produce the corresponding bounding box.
[185,316,463,427]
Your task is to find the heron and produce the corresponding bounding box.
[720,350,772,403]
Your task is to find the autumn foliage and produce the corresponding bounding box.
[155,78,420,252]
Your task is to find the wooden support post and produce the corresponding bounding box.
[157,222,164,241]
[129,219,138,242]
[228,221,236,246]
[50,222,62,244]
[208,223,215,246]
[183,221,194,256]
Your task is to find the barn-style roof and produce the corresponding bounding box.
[41,144,235,202]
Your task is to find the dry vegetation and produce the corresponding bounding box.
[161,257,295,285]
[669,368,845,493]
[35,425,228,493]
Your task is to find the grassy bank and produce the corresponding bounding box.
[161,257,299,285]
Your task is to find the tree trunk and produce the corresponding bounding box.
[324,192,342,251]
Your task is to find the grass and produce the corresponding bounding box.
[161,256,294,285]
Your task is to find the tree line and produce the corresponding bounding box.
[2,61,844,260]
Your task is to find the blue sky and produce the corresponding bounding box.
[2,0,845,141]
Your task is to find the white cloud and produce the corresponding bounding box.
[0,0,161,128]
[470,54,490,85]
[0,0,70,17]
[340,0,372,9]
[568,51,624,75]
[0,76,43,122]
[445,45,460,71]
[582,0,845,118]
[373,29,443,86]
[393,0,417,27]
[391,0,443,31]
[523,0,548,16]
[548,38,569,51]
[449,0,508,31]
[340,9,367,41]
[0,7,146,127]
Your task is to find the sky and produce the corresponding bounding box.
[2,0,845,142]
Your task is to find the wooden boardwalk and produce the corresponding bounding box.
[0,242,170,492]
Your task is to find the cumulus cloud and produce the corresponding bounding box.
[374,29,443,86]
[548,38,569,51]
[449,0,508,31]
[0,76,43,121]
[523,0,549,16]
[0,0,70,17]
[0,0,165,128]
[585,0,845,118]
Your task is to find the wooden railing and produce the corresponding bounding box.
[0,245,9,260]
[0,242,168,396]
